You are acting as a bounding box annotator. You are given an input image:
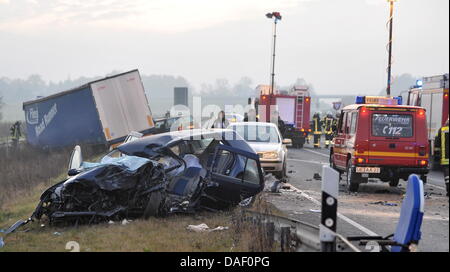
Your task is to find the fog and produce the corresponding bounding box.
[0,0,448,95]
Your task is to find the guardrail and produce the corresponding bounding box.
[241,165,361,252]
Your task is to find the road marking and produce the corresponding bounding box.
[427,178,446,191]
[286,183,379,237]
[301,149,447,192]
[303,148,330,158]
[288,158,327,166]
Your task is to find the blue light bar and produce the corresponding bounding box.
[355,96,365,104]
[415,79,423,88]
[394,96,402,105]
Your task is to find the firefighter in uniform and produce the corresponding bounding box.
[332,112,340,133]
[312,113,322,148]
[434,118,449,196]
[323,112,334,148]
[307,120,314,144]
[10,121,22,148]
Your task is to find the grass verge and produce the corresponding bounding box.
[1,177,283,252]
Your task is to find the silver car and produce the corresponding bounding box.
[228,122,291,179]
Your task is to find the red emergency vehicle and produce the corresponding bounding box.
[257,86,311,148]
[407,74,449,166]
[330,96,429,192]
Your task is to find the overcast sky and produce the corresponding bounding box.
[0,0,448,94]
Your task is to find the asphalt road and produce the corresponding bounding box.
[265,142,449,252]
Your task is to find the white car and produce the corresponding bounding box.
[228,122,291,179]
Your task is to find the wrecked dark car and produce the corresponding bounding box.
[32,129,264,225]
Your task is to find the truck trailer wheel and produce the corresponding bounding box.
[346,163,360,192]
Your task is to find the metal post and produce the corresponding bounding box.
[320,165,339,252]
[386,0,395,97]
[271,20,277,96]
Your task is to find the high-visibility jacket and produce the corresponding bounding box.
[10,123,21,140]
[312,116,322,135]
[332,118,338,133]
[435,126,449,166]
[323,117,334,134]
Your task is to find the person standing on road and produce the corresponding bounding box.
[244,109,259,122]
[278,115,286,136]
[434,118,449,196]
[10,121,22,148]
[211,111,229,129]
[332,112,340,134]
[243,112,249,122]
[322,112,334,148]
[312,112,322,148]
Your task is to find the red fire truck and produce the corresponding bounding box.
[330,96,429,192]
[255,85,311,148]
[407,74,449,166]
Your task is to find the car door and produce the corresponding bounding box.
[333,111,347,169]
[208,144,264,204]
[67,145,83,177]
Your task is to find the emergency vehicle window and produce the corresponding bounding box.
[372,114,413,138]
[338,112,345,133]
[350,112,358,135]
[345,113,351,134]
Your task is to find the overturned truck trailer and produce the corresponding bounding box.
[22,70,155,148]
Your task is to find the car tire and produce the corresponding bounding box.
[346,162,359,192]
[144,190,163,219]
[389,178,400,188]
[275,161,287,180]
[329,152,335,168]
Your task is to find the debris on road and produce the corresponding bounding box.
[121,219,131,226]
[369,201,398,207]
[186,223,229,233]
[265,174,282,193]
[313,173,322,180]
[53,232,61,236]
[424,192,443,198]
[309,209,321,213]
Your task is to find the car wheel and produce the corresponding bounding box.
[420,175,427,184]
[329,152,335,168]
[346,162,359,192]
[389,178,400,187]
[275,161,287,180]
[144,190,163,219]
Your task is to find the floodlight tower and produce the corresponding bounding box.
[266,12,282,95]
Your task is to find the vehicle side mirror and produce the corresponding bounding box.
[282,139,292,147]
[68,168,82,176]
